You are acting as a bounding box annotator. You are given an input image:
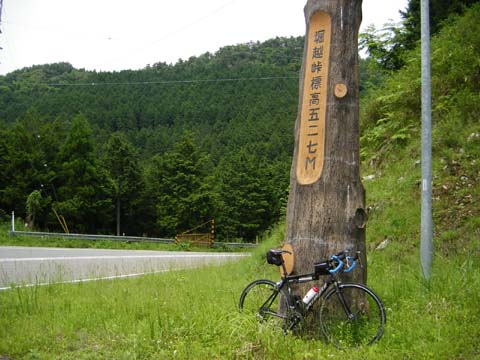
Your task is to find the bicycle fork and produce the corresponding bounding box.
[332,283,355,321]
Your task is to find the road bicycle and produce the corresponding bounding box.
[238,248,386,347]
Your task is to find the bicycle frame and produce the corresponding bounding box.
[240,249,386,346]
[276,272,335,312]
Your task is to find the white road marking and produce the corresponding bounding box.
[0,248,250,291]
[0,253,247,263]
[0,268,186,291]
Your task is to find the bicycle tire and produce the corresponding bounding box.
[319,283,386,347]
[238,279,292,329]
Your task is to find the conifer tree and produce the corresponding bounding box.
[55,114,112,233]
[146,132,215,237]
[103,132,145,236]
[216,148,271,242]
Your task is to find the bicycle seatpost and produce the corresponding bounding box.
[281,261,288,278]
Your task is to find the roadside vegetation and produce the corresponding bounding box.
[1,2,479,359]
[0,217,479,359]
[0,222,241,252]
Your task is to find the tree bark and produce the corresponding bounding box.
[285,0,366,288]
[116,196,121,236]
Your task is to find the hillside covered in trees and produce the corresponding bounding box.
[0,37,304,241]
[1,0,479,244]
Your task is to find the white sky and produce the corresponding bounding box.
[0,0,408,75]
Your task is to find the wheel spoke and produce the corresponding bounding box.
[319,284,386,347]
[239,280,291,329]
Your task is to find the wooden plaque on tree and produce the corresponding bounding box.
[280,243,295,276]
[296,11,332,185]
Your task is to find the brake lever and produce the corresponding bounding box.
[343,256,356,273]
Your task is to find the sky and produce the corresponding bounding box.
[0,0,409,75]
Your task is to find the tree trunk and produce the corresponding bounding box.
[285,0,366,289]
[116,197,121,236]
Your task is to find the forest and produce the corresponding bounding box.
[0,0,478,242]
[0,36,303,241]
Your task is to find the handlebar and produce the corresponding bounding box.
[343,256,357,273]
[268,248,361,275]
[328,255,344,274]
[328,250,359,274]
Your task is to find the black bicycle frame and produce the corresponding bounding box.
[260,289,290,320]
[276,272,336,312]
[279,273,360,323]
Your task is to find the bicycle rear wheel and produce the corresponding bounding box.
[239,279,292,329]
[319,283,386,347]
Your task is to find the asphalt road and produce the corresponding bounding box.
[0,246,248,290]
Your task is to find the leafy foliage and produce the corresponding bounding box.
[361,3,480,163]
[361,0,480,70]
[400,0,480,51]
[215,148,275,241]
[146,132,215,237]
[1,2,479,244]
[361,4,480,254]
[54,114,113,234]
[1,4,480,357]
[102,132,146,235]
[0,37,303,241]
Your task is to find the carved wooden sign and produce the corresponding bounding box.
[296,11,332,185]
[286,0,365,287]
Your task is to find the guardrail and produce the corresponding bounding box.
[8,231,257,249]
[9,230,176,244]
[215,242,257,249]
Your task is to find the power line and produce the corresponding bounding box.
[37,75,300,87]
[98,0,239,68]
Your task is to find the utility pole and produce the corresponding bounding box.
[0,0,3,35]
[0,0,3,51]
[0,0,3,33]
[420,0,433,282]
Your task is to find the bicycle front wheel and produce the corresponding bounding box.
[319,283,386,347]
[239,279,291,329]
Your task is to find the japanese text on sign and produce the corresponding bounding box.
[296,11,331,185]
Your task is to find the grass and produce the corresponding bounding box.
[1,217,479,359]
[0,222,244,253]
[2,7,480,357]
[1,139,478,359]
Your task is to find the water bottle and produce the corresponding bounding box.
[302,286,319,305]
